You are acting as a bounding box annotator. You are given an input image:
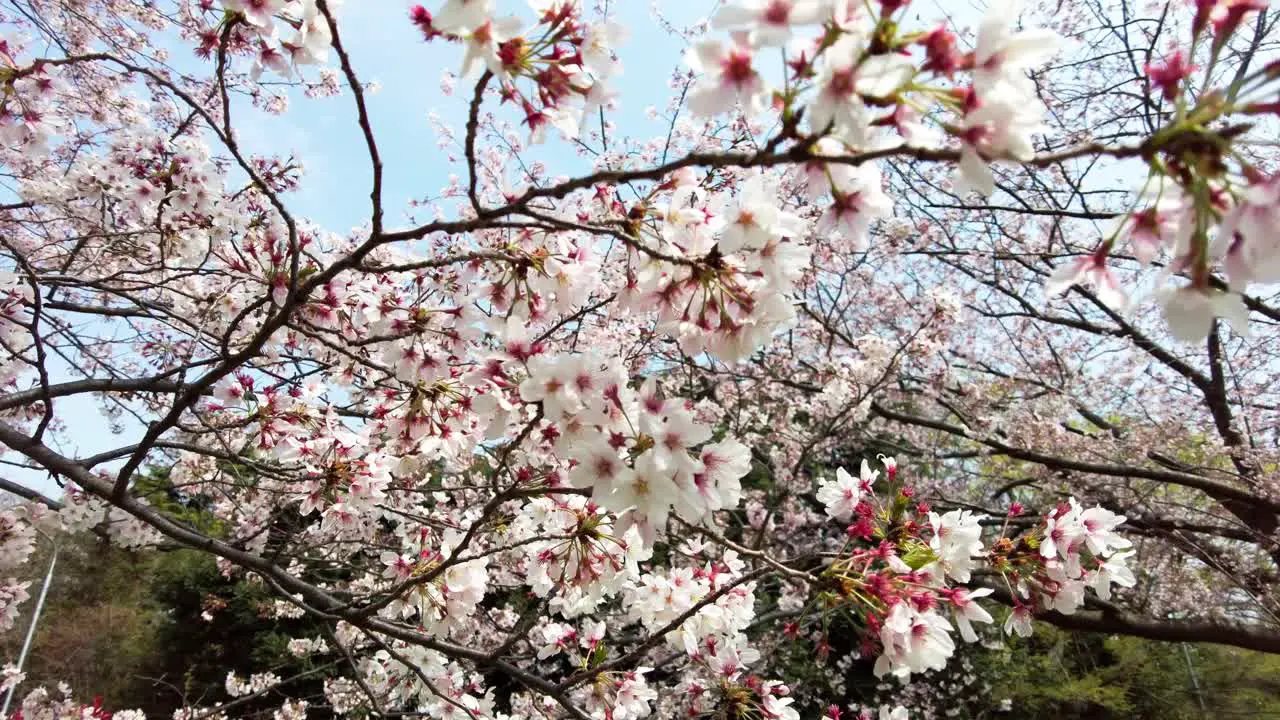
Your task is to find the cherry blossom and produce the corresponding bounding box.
[946,588,995,643]
[816,163,893,250]
[685,32,769,117]
[808,35,914,146]
[972,0,1063,91]
[433,0,493,33]
[712,0,825,48]
[816,464,864,522]
[226,0,288,29]
[458,15,523,79]
[875,602,956,679]
[1044,252,1129,310]
[953,84,1044,197]
[1160,286,1251,342]
[0,1,1277,717]
[928,509,985,583]
[1112,192,1193,265]
[1216,174,1280,288]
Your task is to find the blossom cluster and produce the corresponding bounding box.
[410,0,624,144]
[400,0,1280,343]
[224,670,282,698]
[0,271,34,387]
[621,172,814,361]
[1041,0,1278,338]
[218,0,338,80]
[813,457,1135,681]
[993,499,1136,633]
[520,360,752,542]
[10,683,144,720]
[360,643,498,719]
[0,508,36,633]
[0,39,66,157]
[521,495,649,617]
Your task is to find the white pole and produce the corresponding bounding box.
[1,547,57,718]
[1181,641,1208,718]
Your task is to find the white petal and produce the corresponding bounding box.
[1090,269,1130,311]
[687,85,731,117]
[857,54,915,98]
[955,148,996,198]
[1161,288,1214,343]
[1214,292,1251,337]
[1003,30,1063,67]
[687,40,723,74]
[711,5,756,30]
[1044,259,1085,297]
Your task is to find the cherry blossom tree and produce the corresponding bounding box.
[0,0,1279,717]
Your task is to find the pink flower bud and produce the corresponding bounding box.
[1145,51,1195,102]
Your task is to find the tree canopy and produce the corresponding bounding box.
[0,0,1279,718]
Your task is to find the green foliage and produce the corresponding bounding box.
[0,471,328,718]
[0,538,166,706]
[981,621,1280,719]
[981,626,1138,717]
